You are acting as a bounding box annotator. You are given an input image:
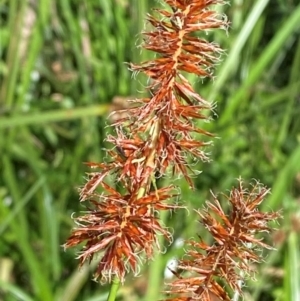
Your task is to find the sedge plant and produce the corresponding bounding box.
[64,1,280,300]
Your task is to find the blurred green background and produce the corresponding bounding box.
[0,0,299,300]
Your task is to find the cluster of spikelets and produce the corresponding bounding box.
[163,180,280,300]
[64,1,280,300]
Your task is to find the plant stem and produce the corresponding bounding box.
[107,276,120,301]
[144,209,168,301]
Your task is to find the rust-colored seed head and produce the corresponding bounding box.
[163,180,281,301]
[65,0,229,283]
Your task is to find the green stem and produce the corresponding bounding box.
[144,209,168,301]
[107,276,120,301]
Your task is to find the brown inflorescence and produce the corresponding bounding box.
[64,0,228,283]
[65,182,178,282]
[163,180,281,301]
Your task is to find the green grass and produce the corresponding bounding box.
[0,1,299,300]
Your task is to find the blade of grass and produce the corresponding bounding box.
[287,232,300,301]
[4,132,61,281]
[275,37,300,147]
[0,177,45,235]
[264,144,300,211]
[15,1,47,108]
[57,260,98,301]
[60,0,91,103]
[220,4,300,126]
[235,80,300,124]
[0,104,108,128]
[0,280,35,301]
[209,0,269,101]
[2,155,53,301]
[0,0,25,107]
[39,184,61,281]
